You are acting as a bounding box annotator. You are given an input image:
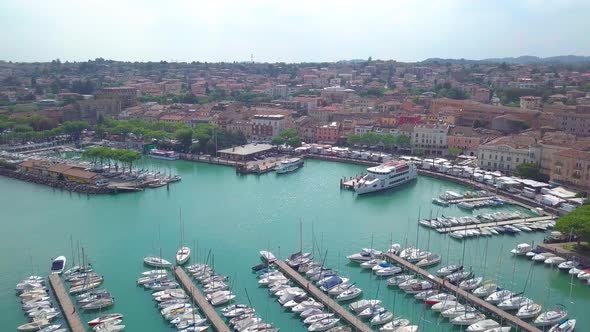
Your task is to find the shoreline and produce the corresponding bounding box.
[0,168,114,194]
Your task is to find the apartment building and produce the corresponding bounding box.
[251,114,287,142]
[410,124,449,156]
[477,135,540,174]
[551,149,590,190]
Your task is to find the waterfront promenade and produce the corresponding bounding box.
[173,266,231,332]
[273,260,373,332]
[382,253,542,332]
[48,274,85,332]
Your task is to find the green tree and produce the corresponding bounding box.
[555,205,590,244]
[62,121,88,141]
[347,134,362,146]
[514,163,549,182]
[448,147,463,156]
[175,128,193,152]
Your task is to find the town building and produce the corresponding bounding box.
[251,114,287,142]
[553,105,590,136]
[314,122,341,144]
[520,96,543,110]
[96,87,138,108]
[410,124,449,156]
[550,149,590,190]
[217,143,274,161]
[477,135,540,174]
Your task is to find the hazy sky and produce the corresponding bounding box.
[1,0,589,63]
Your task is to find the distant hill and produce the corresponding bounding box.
[421,55,590,65]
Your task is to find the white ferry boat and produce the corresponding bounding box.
[148,149,179,161]
[354,160,417,194]
[275,158,304,174]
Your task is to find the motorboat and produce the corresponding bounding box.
[436,265,461,277]
[371,311,394,326]
[38,325,62,332]
[497,296,532,310]
[374,266,402,277]
[336,287,362,301]
[327,283,352,296]
[425,293,456,305]
[292,299,324,313]
[176,246,191,265]
[544,257,566,266]
[404,281,436,295]
[557,261,576,271]
[441,305,476,318]
[17,319,50,331]
[81,298,114,310]
[431,300,458,312]
[534,308,568,327]
[359,305,384,318]
[347,248,382,263]
[459,277,483,291]
[259,250,276,263]
[348,299,381,313]
[387,274,413,286]
[354,160,417,194]
[379,318,410,332]
[283,294,309,308]
[485,290,513,304]
[275,158,304,174]
[415,254,442,267]
[532,252,555,262]
[143,256,172,268]
[516,303,543,319]
[472,283,498,298]
[510,243,532,255]
[308,318,339,331]
[50,256,67,275]
[548,319,576,332]
[303,313,334,325]
[451,312,486,325]
[386,243,402,255]
[465,319,500,332]
[300,308,324,319]
[361,259,386,269]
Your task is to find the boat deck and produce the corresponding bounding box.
[382,253,542,332]
[273,260,373,332]
[436,215,555,233]
[48,274,86,332]
[172,266,231,332]
[445,196,497,204]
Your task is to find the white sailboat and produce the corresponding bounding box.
[176,209,191,265]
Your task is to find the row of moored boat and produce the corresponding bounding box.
[15,275,64,332]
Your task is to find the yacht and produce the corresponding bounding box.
[275,158,304,174]
[50,256,67,275]
[354,160,417,194]
[510,243,532,255]
[148,149,179,160]
[347,248,382,263]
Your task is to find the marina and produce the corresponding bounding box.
[435,215,555,233]
[270,258,373,332]
[48,274,85,332]
[172,267,231,332]
[381,252,543,332]
[2,159,589,331]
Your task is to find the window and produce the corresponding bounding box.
[516,158,519,163]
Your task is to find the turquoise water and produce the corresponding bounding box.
[1,159,588,331]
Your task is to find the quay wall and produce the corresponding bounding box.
[0,168,113,194]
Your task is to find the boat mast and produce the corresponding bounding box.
[299,219,303,254]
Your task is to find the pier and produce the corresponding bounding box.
[47,274,85,332]
[436,215,555,233]
[172,266,231,332]
[382,253,542,332]
[273,260,373,332]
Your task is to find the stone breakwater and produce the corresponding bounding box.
[0,168,113,194]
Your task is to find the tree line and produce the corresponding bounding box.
[347,132,410,151]
[82,146,141,172]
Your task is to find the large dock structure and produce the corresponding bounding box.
[273,260,373,332]
[173,266,231,332]
[382,253,542,332]
[48,274,85,332]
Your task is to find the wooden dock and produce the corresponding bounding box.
[48,274,86,332]
[173,266,231,332]
[436,215,555,233]
[273,260,373,332]
[382,253,542,332]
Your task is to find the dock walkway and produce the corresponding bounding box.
[436,215,554,233]
[173,267,231,332]
[273,260,373,332]
[382,253,542,332]
[48,274,85,332]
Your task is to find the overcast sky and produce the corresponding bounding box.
[1,0,588,63]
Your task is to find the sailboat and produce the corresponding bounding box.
[176,209,190,265]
